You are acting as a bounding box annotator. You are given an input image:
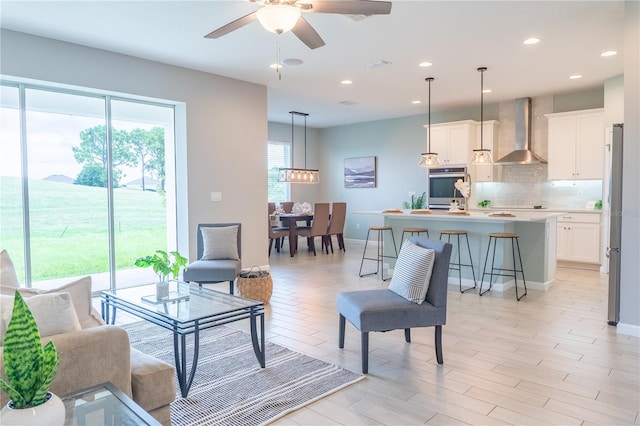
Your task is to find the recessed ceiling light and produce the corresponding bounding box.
[282,58,303,66]
[569,74,583,80]
[412,100,422,104]
[601,50,618,57]
[341,80,353,85]
[418,62,433,68]
[270,63,282,69]
[523,38,540,45]
[339,100,358,106]
[482,89,492,94]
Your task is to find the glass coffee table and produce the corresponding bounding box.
[63,382,160,425]
[101,282,265,398]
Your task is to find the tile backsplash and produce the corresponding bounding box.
[472,165,603,209]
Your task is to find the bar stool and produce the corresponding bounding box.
[480,232,527,301]
[439,230,477,293]
[359,226,398,281]
[401,227,430,243]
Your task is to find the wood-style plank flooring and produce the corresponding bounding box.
[253,239,639,425]
[108,238,639,425]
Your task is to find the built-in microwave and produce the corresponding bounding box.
[427,166,468,210]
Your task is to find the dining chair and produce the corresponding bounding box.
[268,216,289,256]
[296,203,330,256]
[268,202,276,214]
[325,202,347,253]
[280,202,294,213]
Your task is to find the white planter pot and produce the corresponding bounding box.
[156,281,170,298]
[0,392,65,426]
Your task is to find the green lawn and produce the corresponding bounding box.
[0,176,167,282]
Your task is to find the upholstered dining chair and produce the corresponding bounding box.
[268,216,289,256]
[325,202,347,253]
[268,202,276,214]
[337,237,452,374]
[280,201,294,213]
[183,223,242,295]
[296,202,331,256]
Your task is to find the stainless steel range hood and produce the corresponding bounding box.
[495,97,547,165]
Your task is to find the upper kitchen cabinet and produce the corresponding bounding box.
[425,120,477,165]
[546,109,604,180]
[469,120,499,182]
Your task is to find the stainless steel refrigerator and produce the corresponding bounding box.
[607,123,623,325]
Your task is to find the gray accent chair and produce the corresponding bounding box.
[183,223,242,294]
[337,237,452,374]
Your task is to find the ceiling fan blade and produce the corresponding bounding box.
[292,17,325,49]
[307,0,392,16]
[204,12,258,39]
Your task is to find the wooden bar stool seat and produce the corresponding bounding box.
[359,226,398,281]
[480,232,527,301]
[400,228,429,252]
[439,230,477,293]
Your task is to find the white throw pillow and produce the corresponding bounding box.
[0,292,82,342]
[0,250,19,288]
[388,240,436,304]
[201,225,239,260]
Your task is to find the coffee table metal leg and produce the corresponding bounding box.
[250,312,265,368]
[173,321,201,398]
[101,298,117,325]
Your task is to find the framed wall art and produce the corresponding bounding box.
[344,156,376,188]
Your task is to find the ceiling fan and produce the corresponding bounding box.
[204,0,392,50]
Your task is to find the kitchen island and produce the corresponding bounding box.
[355,210,566,291]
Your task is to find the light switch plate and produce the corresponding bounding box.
[210,192,222,202]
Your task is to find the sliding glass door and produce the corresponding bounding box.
[0,81,177,291]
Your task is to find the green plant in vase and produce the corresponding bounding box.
[0,291,64,424]
[135,250,188,298]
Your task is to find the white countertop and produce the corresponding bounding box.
[354,210,566,223]
[480,207,602,214]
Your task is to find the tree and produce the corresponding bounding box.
[74,164,107,187]
[72,125,136,187]
[128,127,165,192]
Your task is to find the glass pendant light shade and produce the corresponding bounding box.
[419,153,440,167]
[419,77,439,168]
[256,5,301,34]
[471,149,493,164]
[471,67,493,164]
[278,111,320,184]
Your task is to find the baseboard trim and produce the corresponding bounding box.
[615,322,640,338]
[557,260,601,271]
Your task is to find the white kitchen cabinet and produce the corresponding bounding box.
[556,213,601,263]
[546,109,604,180]
[425,120,477,165]
[469,120,499,182]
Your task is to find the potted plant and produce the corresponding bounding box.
[402,192,426,210]
[135,250,188,297]
[0,291,64,425]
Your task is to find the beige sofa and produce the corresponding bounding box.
[0,255,176,425]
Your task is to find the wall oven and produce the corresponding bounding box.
[427,166,468,210]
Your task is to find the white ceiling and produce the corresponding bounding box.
[0,1,625,128]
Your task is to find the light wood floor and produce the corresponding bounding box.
[109,239,639,425]
[251,239,639,425]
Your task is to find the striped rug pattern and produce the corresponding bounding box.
[123,321,364,425]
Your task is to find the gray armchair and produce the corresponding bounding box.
[183,223,242,294]
[337,237,452,373]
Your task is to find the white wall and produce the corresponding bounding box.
[0,30,269,269]
[619,0,640,333]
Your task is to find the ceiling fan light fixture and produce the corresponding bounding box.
[256,4,301,34]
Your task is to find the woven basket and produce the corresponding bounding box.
[237,267,273,304]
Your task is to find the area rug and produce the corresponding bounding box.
[123,321,364,425]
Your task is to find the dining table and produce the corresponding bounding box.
[278,213,313,257]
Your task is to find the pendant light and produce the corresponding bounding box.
[471,66,493,164]
[277,111,319,184]
[419,77,440,167]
